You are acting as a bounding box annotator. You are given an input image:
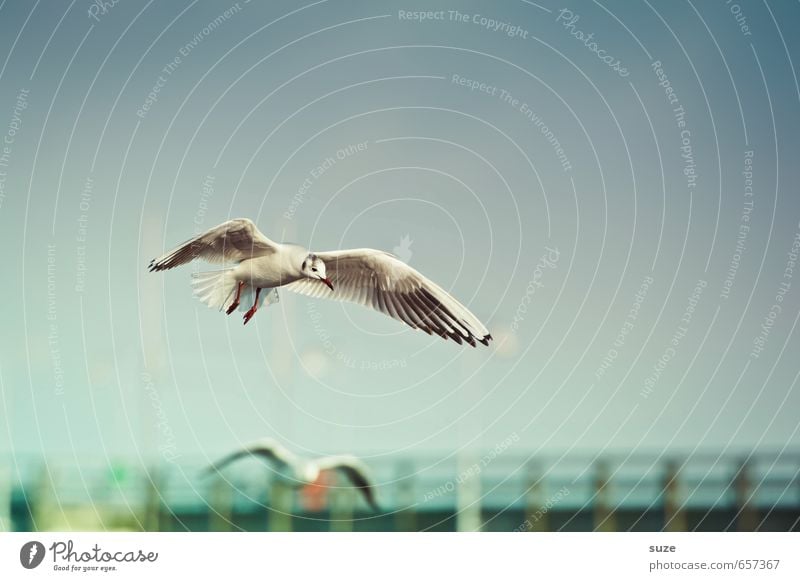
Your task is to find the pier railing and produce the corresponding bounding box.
[5,451,798,532]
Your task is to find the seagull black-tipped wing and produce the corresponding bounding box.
[149,218,277,272]
[316,455,379,511]
[283,249,492,347]
[204,438,297,476]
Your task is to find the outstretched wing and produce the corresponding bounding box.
[284,249,492,347]
[316,455,379,511]
[203,438,297,476]
[149,218,277,272]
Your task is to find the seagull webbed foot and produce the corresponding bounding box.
[243,306,257,325]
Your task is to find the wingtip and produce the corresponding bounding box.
[461,333,493,347]
[359,488,380,513]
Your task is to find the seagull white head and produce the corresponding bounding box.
[302,253,333,291]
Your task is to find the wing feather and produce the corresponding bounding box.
[149,218,277,272]
[406,292,445,337]
[203,438,296,476]
[391,294,419,330]
[315,455,379,511]
[284,249,492,347]
[397,294,428,332]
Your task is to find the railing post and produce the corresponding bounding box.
[269,480,293,531]
[0,466,10,531]
[456,453,482,532]
[734,459,758,531]
[208,475,233,532]
[593,460,616,531]
[663,460,686,531]
[394,459,417,532]
[329,486,355,532]
[142,466,164,531]
[32,463,56,531]
[523,462,548,532]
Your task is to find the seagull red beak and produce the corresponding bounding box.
[323,277,334,291]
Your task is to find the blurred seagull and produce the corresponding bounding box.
[205,438,379,511]
[149,218,492,346]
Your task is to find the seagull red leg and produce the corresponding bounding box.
[225,281,244,315]
[243,287,261,325]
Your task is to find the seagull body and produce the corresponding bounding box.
[206,438,379,511]
[149,218,492,346]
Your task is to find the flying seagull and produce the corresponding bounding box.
[149,218,492,346]
[205,438,379,511]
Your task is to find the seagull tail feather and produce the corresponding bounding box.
[191,268,239,312]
